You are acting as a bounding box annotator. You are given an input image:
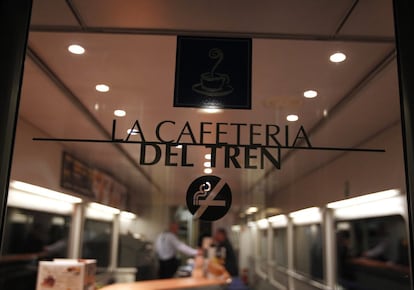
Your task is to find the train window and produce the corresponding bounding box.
[0,207,71,290]
[259,229,268,258]
[1,207,70,257]
[118,233,158,280]
[336,215,410,290]
[230,225,241,250]
[82,219,112,268]
[293,224,324,281]
[272,227,287,268]
[258,229,268,272]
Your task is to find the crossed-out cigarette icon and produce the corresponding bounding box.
[193,180,226,219]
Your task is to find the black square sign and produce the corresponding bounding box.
[174,36,252,110]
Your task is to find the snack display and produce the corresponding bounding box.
[36,259,96,290]
[207,259,231,281]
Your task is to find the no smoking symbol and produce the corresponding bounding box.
[186,175,232,221]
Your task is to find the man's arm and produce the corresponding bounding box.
[170,234,198,256]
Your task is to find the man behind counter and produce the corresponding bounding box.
[155,223,200,279]
[213,228,238,277]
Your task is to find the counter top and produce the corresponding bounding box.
[100,277,228,290]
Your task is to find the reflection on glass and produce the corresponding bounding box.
[336,215,410,290]
[2,208,70,256]
[0,207,71,290]
[273,227,287,268]
[294,224,323,280]
[118,233,158,280]
[259,229,268,272]
[259,229,268,258]
[82,219,112,268]
[230,225,240,250]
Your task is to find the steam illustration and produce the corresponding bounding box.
[192,48,233,97]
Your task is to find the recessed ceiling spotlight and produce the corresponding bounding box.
[245,206,258,214]
[204,154,211,160]
[204,161,211,167]
[68,44,85,55]
[330,52,346,63]
[127,128,139,135]
[114,109,126,117]
[176,144,183,149]
[200,108,222,114]
[286,114,299,122]
[96,84,110,92]
[304,90,318,98]
[204,168,213,174]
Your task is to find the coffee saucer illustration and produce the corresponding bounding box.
[192,48,233,97]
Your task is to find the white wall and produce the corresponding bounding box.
[269,123,406,212]
[119,204,169,242]
[10,118,64,193]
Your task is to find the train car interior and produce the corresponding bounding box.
[0,1,412,290]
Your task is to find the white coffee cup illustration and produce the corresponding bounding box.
[192,48,233,97]
[200,72,229,92]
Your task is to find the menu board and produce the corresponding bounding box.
[92,169,127,207]
[61,152,127,208]
[61,152,94,198]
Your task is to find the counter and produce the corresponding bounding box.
[99,277,228,290]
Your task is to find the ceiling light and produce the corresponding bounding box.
[248,221,256,228]
[10,180,82,203]
[289,207,321,225]
[176,144,183,149]
[246,206,258,214]
[204,154,211,160]
[68,44,85,55]
[327,189,400,209]
[89,202,120,215]
[7,189,74,215]
[96,84,110,92]
[231,225,241,232]
[127,128,139,135]
[330,52,346,63]
[204,161,211,167]
[286,114,299,122]
[289,207,320,218]
[94,103,99,111]
[127,129,139,135]
[204,168,213,174]
[257,218,269,229]
[86,207,114,221]
[334,196,404,220]
[120,211,137,220]
[200,108,222,114]
[268,215,288,227]
[304,90,318,98]
[114,109,126,117]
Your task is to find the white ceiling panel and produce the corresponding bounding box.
[31,0,80,27]
[338,0,395,38]
[71,0,354,35]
